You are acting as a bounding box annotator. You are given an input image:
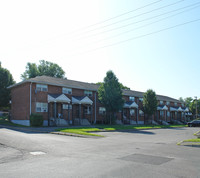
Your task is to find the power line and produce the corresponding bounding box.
[78,2,200,41]
[86,4,200,45]
[68,0,163,34]
[75,0,184,38]
[72,18,200,56]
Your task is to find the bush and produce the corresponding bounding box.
[30,113,43,127]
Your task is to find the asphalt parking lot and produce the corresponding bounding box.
[0,126,199,178]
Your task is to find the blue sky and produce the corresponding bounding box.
[0,0,199,100]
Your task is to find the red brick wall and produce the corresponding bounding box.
[11,83,30,120]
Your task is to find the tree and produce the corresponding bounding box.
[98,70,124,124]
[0,65,15,108]
[21,60,65,80]
[179,97,184,103]
[184,97,193,108]
[143,89,157,124]
[189,99,200,117]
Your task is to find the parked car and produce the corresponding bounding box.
[187,120,200,127]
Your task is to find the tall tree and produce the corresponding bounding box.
[98,70,124,124]
[143,89,157,124]
[0,65,15,108]
[179,97,184,103]
[21,60,65,80]
[189,99,200,117]
[184,97,193,108]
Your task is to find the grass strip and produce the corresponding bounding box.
[57,127,104,137]
[97,124,186,131]
[183,138,200,142]
[58,124,186,137]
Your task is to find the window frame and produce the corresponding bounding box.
[36,102,48,112]
[36,84,48,92]
[139,98,143,102]
[99,107,106,115]
[129,96,135,102]
[62,87,72,95]
[62,104,72,110]
[130,109,135,116]
[84,90,93,97]
[84,106,92,114]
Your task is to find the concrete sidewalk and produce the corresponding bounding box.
[0,125,97,138]
[0,124,63,133]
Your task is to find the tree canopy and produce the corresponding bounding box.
[21,60,65,80]
[98,70,124,124]
[0,64,15,108]
[143,89,157,123]
[189,98,200,116]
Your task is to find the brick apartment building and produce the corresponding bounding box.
[8,76,189,126]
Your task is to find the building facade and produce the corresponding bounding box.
[8,76,189,126]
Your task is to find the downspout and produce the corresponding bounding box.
[94,91,97,124]
[30,82,32,116]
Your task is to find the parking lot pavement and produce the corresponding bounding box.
[0,127,199,178]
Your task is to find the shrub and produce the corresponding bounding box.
[30,113,43,127]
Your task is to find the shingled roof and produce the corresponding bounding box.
[8,75,99,91]
[8,75,181,103]
[122,89,181,103]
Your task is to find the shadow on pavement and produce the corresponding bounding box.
[0,125,59,134]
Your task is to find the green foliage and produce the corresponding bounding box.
[57,127,103,137]
[21,60,65,80]
[179,97,184,103]
[98,71,124,124]
[30,113,43,127]
[143,89,157,121]
[58,125,186,137]
[0,65,15,108]
[189,99,200,115]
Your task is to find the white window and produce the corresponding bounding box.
[130,109,135,116]
[84,106,92,114]
[139,110,144,116]
[36,84,48,92]
[167,111,170,117]
[62,87,72,94]
[99,107,106,115]
[160,100,163,105]
[166,101,170,105]
[63,104,72,110]
[139,98,143,102]
[174,102,177,106]
[129,96,135,101]
[160,111,164,116]
[84,90,93,97]
[36,102,48,112]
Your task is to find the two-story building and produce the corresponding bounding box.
[8,76,188,126]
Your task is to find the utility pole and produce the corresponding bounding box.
[194,96,197,119]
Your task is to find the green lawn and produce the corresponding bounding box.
[56,127,104,137]
[183,138,200,142]
[57,124,187,137]
[97,124,186,131]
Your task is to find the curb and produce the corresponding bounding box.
[50,131,103,138]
